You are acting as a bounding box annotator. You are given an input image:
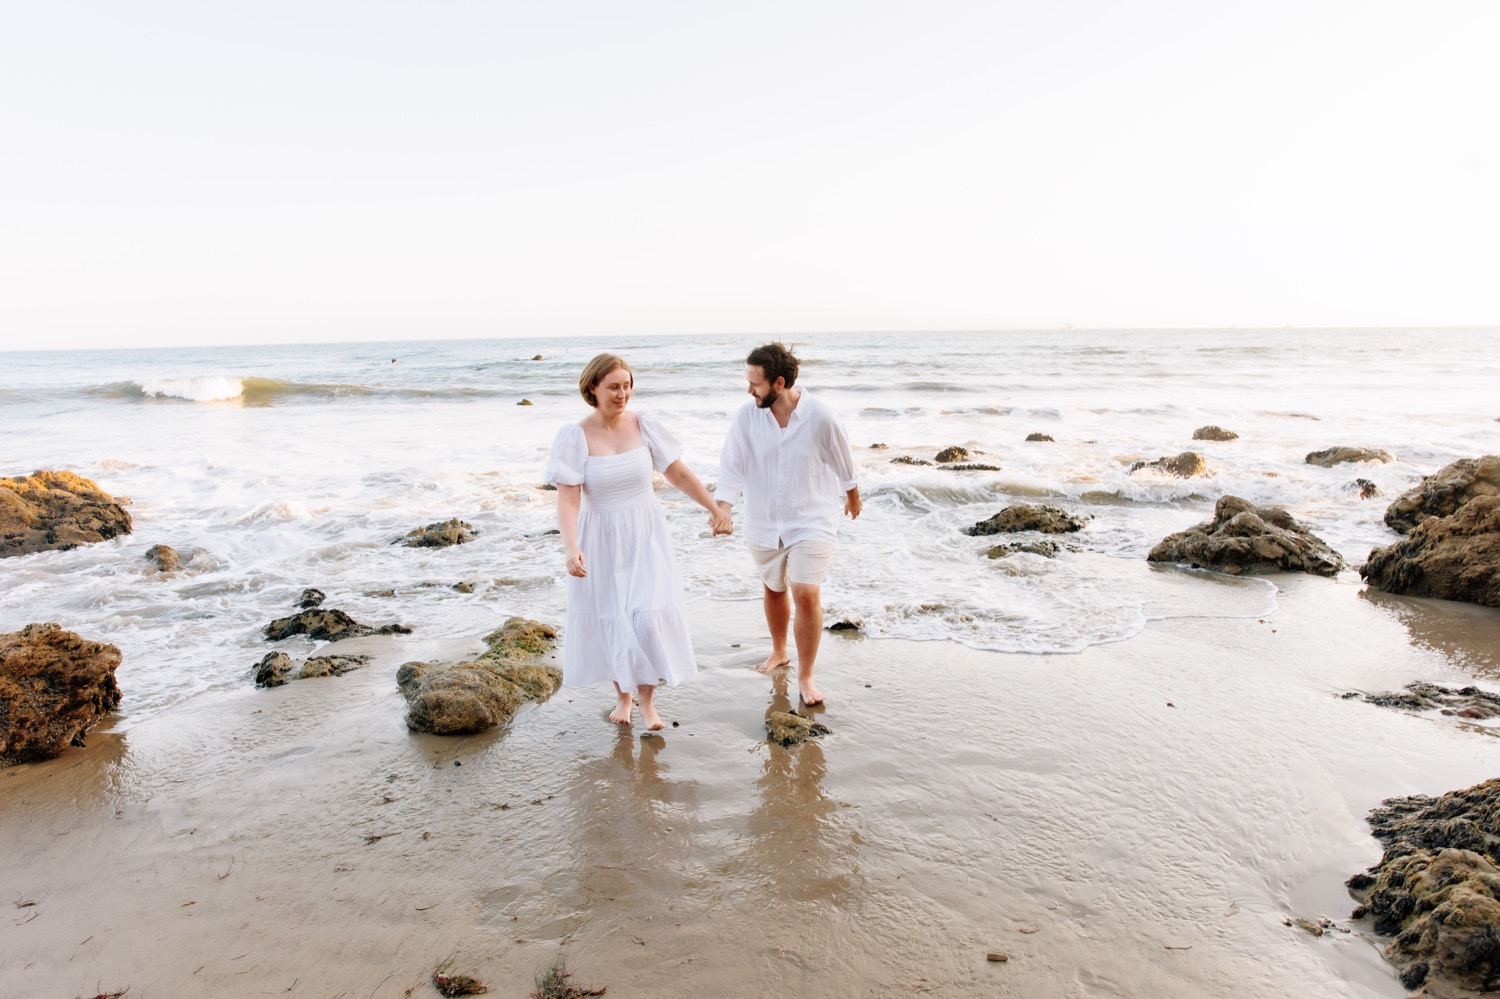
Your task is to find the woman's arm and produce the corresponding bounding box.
[556,483,586,575]
[664,460,733,535]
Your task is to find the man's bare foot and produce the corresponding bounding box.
[798,678,825,706]
[755,651,791,674]
[641,703,665,731]
[608,692,633,725]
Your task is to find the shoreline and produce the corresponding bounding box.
[5,576,1500,997]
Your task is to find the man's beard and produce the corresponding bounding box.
[756,388,779,409]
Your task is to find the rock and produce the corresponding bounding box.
[531,354,544,361]
[1347,778,1500,995]
[262,608,412,642]
[398,617,561,735]
[765,710,830,747]
[1025,433,1054,442]
[1147,495,1344,576]
[1,623,122,765]
[1305,446,1395,468]
[1130,452,1210,477]
[1352,479,1379,500]
[1360,495,1500,607]
[145,544,182,571]
[938,463,1002,472]
[869,443,888,449]
[1344,681,1500,720]
[0,470,133,558]
[826,619,861,632]
[399,518,478,548]
[297,655,369,680]
[986,540,1063,559]
[452,581,476,593]
[966,505,1088,536]
[254,652,294,687]
[298,588,325,609]
[986,952,1009,963]
[1192,425,1239,441]
[935,446,970,463]
[1383,455,1500,534]
[518,399,534,406]
[891,456,934,466]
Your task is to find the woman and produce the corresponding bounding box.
[546,354,732,729]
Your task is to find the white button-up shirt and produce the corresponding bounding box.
[714,388,859,548]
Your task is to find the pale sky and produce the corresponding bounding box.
[2,1,1496,351]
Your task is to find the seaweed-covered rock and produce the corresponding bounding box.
[1343,681,1500,720]
[398,617,561,735]
[298,588,325,609]
[1352,479,1380,500]
[966,504,1088,536]
[297,655,369,680]
[398,518,478,548]
[1360,495,1500,608]
[1,623,122,765]
[144,544,182,571]
[1306,446,1395,468]
[1384,456,1500,535]
[262,608,411,641]
[938,463,1002,472]
[1192,426,1238,441]
[766,710,830,747]
[1129,452,1210,477]
[891,456,934,466]
[935,446,970,463]
[1025,433,1054,443]
[0,470,133,558]
[1147,495,1343,576]
[1348,778,1500,994]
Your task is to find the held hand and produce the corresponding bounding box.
[709,508,733,536]
[844,491,862,521]
[566,549,587,577]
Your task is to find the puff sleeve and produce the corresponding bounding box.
[636,411,684,473]
[545,423,587,486]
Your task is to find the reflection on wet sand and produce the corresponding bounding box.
[1360,589,1500,676]
[736,672,860,906]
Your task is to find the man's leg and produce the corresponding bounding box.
[790,582,824,705]
[757,585,791,673]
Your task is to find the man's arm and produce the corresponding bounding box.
[714,413,747,511]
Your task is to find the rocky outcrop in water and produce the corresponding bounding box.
[891,455,933,466]
[1352,479,1380,500]
[966,505,1088,536]
[1129,452,1209,477]
[938,463,1002,472]
[1192,425,1238,441]
[1025,433,1055,442]
[397,618,561,735]
[986,540,1070,559]
[1360,496,1500,608]
[1147,495,1344,576]
[766,710,830,747]
[1306,446,1395,468]
[254,651,371,687]
[1383,456,1500,534]
[0,470,133,558]
[145,544,182,571]
[935,446,970,463]
[1342,681,1500,720]
[263,608,412,641]
[1,623,122,765]
[398,518,478,548]
[1347,778,1500,994]
[298,588,325,608]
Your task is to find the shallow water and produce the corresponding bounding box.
[3,328,1498,728]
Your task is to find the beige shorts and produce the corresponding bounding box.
[749,540,835,592]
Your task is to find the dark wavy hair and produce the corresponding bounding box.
[746,342,799,389]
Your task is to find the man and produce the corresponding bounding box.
[713,342,861,706]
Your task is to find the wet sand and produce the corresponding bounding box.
[5,565,1500,998]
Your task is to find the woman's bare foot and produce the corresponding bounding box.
[798,677,825,707]
[641,703,665,731]
[608,690,634,725]
[755,651,791,674]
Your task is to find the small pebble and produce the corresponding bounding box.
[453,760,462,767]
[672,721,679,727]
[987,952,1008,963]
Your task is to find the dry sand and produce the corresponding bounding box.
[5,563,1500,998]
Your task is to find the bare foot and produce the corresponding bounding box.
[641,703,665,731]
[608,692,633,725]
[755,651,791,674]
[799,678,825,707]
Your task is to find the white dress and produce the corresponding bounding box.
[545,411,698,689]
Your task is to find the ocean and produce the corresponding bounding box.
[3,328,1497,726]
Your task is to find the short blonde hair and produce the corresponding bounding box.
[578,353,633,408]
